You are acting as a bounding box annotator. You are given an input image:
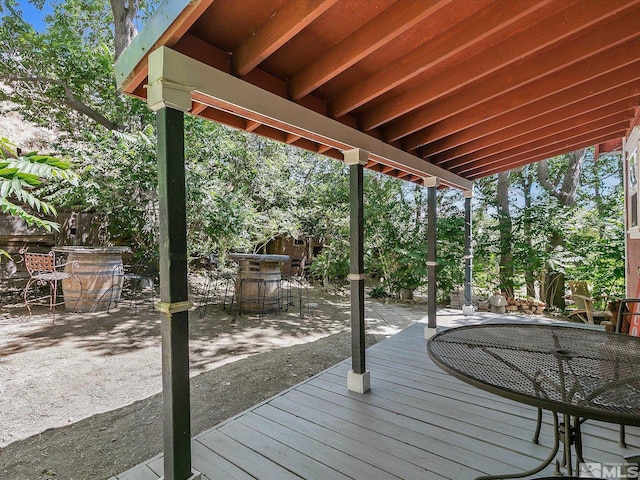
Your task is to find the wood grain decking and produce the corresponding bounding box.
[112,321,639,479]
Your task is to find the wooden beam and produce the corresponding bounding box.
[364,160,377,169]
[317,144,332,154]
[466,131,623,180]
[288,0,450,100]
[190,102,208,115]
[232,0,338,76]
[390,23,640,144]
[152,47,471,189]
[381,165,396,175]
[285,133,301,144]
[246,120,261,132]
[458,124,628,177]
[329,0,554,118]
[419,79,640,158]
[436,110,633,169]
[403,52,640,152]
[359,0,637,130]
[197,107,246,130]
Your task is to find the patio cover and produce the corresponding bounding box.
[116,0,640,188]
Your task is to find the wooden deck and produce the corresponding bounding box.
[112,320,639,479]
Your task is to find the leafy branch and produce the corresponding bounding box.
[0,138,79,232]
[0,75,122,131]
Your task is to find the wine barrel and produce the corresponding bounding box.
[235,259,282,313]
[54,247,129,312]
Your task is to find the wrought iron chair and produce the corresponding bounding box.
[199,254,236,319]
[107,264,155,314]
[19,248,79,315]
[283,257,310,318]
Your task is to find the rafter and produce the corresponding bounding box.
[457,123,628,177]
[190,102,208,115]
[359,0,637,131]
[329,0,555,118]
[466,132,624,180]
[388,22,640,144]
[246,120,261,132]
[432,102,636,166]
[419,82,640,158]
[288,0,450,100]
[285,133,302,144]
[403,54,640,152]
[232,0,338,76]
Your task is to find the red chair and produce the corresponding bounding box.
[20,249,79,315]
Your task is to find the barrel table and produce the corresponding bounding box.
[228,253,289,314]
[52,246,130,312]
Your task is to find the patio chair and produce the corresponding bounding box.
[20,248,79,315]
[283,257,310,318]
[109,264,155,314]
[564,281,612,325]
[199,254,236,318]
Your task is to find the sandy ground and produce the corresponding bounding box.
[0,283,426,479]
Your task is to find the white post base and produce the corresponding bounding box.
[462,304,474,316]
[160,471,201,480]
[424,326,438,339]
[347,369,371,393]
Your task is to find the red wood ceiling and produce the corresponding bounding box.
[124,0,640,184]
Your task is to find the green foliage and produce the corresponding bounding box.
[0,137,78,232]
[1,1,625,302]
[473,150,624,302]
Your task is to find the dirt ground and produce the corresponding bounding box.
[0,283,416,480]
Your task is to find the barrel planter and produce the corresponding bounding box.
[228,253,289,314]
[53,246,130,312]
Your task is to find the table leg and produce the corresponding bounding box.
[474,412,560,480]
[563,413,573,476]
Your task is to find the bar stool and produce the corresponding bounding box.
[122,271,154,313]
[199,254,236,318]
[108,265,154,314]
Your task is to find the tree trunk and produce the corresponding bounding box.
[497,171,514,298]
[110,0,139,61]
[536,149,587,309]
[520,167,536,298]
[537,149,586,207]
[544,271,566,311]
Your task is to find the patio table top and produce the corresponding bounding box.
[428,323,640,426]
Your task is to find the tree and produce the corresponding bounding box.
[496,170,514,297]
[0,0,145,133]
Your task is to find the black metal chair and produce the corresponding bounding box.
[107,264,155,314]
[283,258,310,318]
[199,254,236,318]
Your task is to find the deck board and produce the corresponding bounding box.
[114,320,639,480]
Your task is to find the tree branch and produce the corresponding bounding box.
[537,149,585,207]
[0,75,122,131]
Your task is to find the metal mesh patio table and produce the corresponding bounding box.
[427,323,640,479]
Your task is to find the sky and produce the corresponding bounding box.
[4,1,52,31]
